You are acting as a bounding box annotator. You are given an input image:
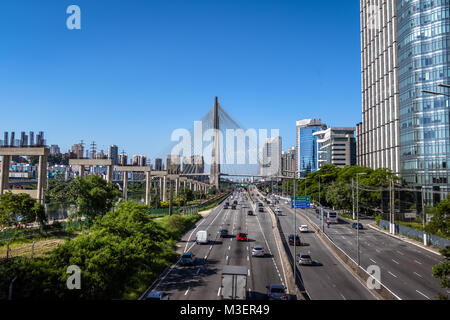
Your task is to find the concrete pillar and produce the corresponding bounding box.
[36,155,47,204]
[183,180,186,189]
[106,165,112,183]
[175,177,180,197]
[162,176,167,202]
[169,179,174,215]
[0,155,10,195]
[145,172,152,206]
[159,177,163,200]
[123,172,128,201]
[79,165,85,178]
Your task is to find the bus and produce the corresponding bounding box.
[324,209,338,224]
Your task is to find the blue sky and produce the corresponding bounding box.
[0,0,362,159]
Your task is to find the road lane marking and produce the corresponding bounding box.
[204,255,207,259]
[228,246,231,250]
[416,290,430,300]
[226,255,229,261]
[248,270,250,276]
[414,260,422,265]
[396,250,404,256]
[392,259,400,265]
[340,293,346,300]
[414,272,423,278]
[370,258,377,264]
[184,288,190,296]
[247,256,249,261]
[388,271,397,278]
[217,288,221,296]
[196,268,200,275]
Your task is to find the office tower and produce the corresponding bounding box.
[154,158,163,171]
[296,119,327,177]
[10,132,15,147]
[119,152,128,166]
[50,145,61,156]
[358,0,400,174]
[71,144,84,159]
[108,145,119,165]
[314,127,357,169]
[3,132,8,147]
[359,0,450,204]
[132,155,147,166]
[259,137,282,177]
[167,154,181,174]
[29,131,34,146]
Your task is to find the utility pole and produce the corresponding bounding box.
[356,172,367,267]
[352,178,355,220]
[390,179,395,234]
[293,173,297,283]
[422,187,427,246]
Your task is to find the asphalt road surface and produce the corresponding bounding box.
[150,191,288,300]
[278,198,446,300]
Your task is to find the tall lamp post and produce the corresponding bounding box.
[356,172,367,266]
[319,175,324,232]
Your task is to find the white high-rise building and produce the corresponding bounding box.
[259,137,282,177]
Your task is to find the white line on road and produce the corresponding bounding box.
[388,271,397,278]
[204,255,207,259]
[217,288,221,296]
[414,272,423,278]
[228,246,231,250]
[416,290,430,300]
[392,259,400,265]
[248,270,250,276]
[370,258,377,264]
[184,288,190,296]
[226,255,229,261]
[247,256,249,261]
[196,268,200,275]
[396,250,404,256]
[414,260,422,265]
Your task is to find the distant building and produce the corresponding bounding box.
[314,127,356,169]
[154,158,163,171]
[281,146,296,177]
[132,155,147,166]
[296,119,327,177]
[71,144,84,159]
[118,152,128,166]
[50,145,61,156]
[108,145,119,165]
[167,155,181,174]
[260,137,282,177]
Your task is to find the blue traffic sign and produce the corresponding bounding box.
[291,202,311,209]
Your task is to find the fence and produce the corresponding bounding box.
[379,219,450,249]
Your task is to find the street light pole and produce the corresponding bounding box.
[356,172,367,267]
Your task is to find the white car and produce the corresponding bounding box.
[299,225,309,233]
[252,245,265,257]
[298,253,313,266]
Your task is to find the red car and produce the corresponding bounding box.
[237,233,248,241]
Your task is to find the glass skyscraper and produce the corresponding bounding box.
[296,119,327,178]
[359,0,450,205]
[397,0,450,204]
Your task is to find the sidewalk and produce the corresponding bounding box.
[367,221,443,256]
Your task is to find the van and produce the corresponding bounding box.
[196,231,209,245]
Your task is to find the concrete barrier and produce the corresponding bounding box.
[297,210,400,300]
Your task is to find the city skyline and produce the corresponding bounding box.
[0,0,362,158]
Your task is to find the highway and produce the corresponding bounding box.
[150,190,288,300]
[278,199,447,300]
[252,188,376,300]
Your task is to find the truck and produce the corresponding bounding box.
[196,231,209,244]
[220,265,248,300]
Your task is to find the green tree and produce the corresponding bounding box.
[432,246,450,299]
[0,192,47,227]
[45,174,77,210]
[72,175,120,222]
[426,195,450,238]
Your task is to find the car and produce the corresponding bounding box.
[258,203,263,207]
[299,225,309,233]
[352,222,364,230]
[298,253,313,266]
[224,204,229,209]
[233,200,238,205]
[180,252,196,266]
[288,234,301,246]
[258,207,264,213]
[247,210,254,216]
[252,245,265,257]
[275,209,282,216]
[220,229,229,238]
[225,202,230,206]
[145,291,169,300]
[237,233,248,241]
[231,205,237,210]
[267,284,288,300]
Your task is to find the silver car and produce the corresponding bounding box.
[298,253,313,266]
[252,245,265,257]
[267,284,288,300]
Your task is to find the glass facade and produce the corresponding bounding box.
[296,119,327,177]
[397,0,450,203]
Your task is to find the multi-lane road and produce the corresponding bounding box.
[277,196,447,300]
[150,190,289,300]
[145,186,446,300]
